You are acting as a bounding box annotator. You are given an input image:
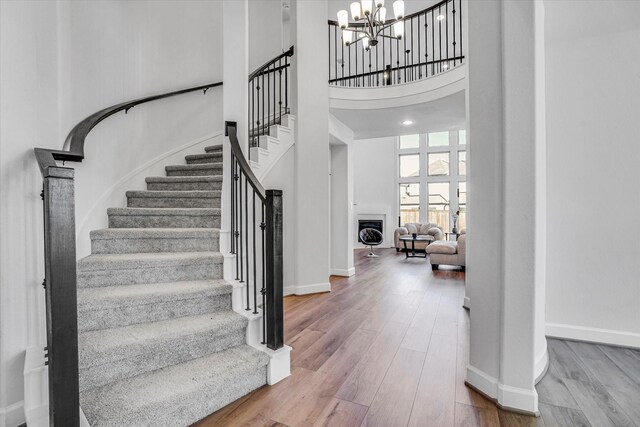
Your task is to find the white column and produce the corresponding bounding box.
[221,0,249,255]
[465,0,547,414]
[290,0,331,294]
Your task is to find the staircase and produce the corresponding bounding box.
[249,114,296,179]
[76,144,269,426]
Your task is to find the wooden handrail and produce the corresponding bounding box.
[34,81,223,177]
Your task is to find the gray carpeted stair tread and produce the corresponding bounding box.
[165,163,223,177]
[79,311,248,391]
[91,227,219,254]
[81,345,268,427]
[146,176,223,191]
[185,152,223,164]
[77,252,224,287]
[77,251,223,272]
[107,207,221,228]
[78,280,233,332]
[204,144,223,153]
[126,190,221,209]
[125,190,221,199]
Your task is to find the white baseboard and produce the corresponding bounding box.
[0,401,25,427]
[546,323,640,349]
[330,267,355,277]
[294,282,331,295]
[283,286,295,296]
[466,364,538,414]
[466,364,498,399]
[534,343,549,384]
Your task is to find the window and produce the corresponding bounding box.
[458,182,467,230]
[396,130,467,231]
[399,183,420,224]
[459,130,467,145]
[458,151,466,175]
[428,183,450,231]
[428,132,449,147]
[399,154,420,177]
[399,134,419,149]
[428,152,450,176]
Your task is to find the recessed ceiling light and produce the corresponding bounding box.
[437,14,445,21]
[402,120,413,126]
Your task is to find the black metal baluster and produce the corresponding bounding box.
[267,70,271,133]
[438,4,442,73]
[381,26,384,86]
[446,0,449,69]
[418,14,421,79]
[396,37,400,83]
[361,44,365,87]
[411,17,414,81]
[348,42,352,87]
[328,25,331,84]
[459,0,463,61]
[238,169,243,282]
[341,36,345,86]
[432,11,435,75]
[261,203,266,344]
[285,55,289,114]
[245,176,250,310]
[453,0,457,65]
[253,192,258,314]
[368,48,372,87]
[425,12,428,77]
[403,23,407,82]
[279,59,283,124]
[231,154,235,255]
[334,25,338,85]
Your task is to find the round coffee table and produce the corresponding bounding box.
[399,235,431,258]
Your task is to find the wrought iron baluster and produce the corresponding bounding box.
[245,176,250,310]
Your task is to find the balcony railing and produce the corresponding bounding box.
[328,0,464,87]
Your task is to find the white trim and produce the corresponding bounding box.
[467,365,539,414]
[546,323,640,349]
[294,282,331,295]
[330,267,355,277]
[534,342,549,384]
[497,384,538,415]
[0,401,25,427]
[463,296,471,310]
[466,364,498,399]
[77,131,223,234]
[264,345,292,385]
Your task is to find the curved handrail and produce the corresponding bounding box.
[34,81,223,177]
[249,46,294,82]
[226,121,266,201]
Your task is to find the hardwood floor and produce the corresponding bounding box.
[537,338,640,426]
[196,248,639,427]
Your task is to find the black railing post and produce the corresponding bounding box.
[42,166,80,427]
[265,189,283,350]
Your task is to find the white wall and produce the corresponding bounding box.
[0,2,223,425]
[352,136,397,247]
[544,1,640,347]
[249,0,284,72]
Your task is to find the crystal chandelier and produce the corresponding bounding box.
[337,0,405,50]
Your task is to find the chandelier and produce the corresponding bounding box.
[337,0,405,50]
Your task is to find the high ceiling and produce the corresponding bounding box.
[330,90,465,140]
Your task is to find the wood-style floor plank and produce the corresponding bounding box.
[361,348,426,427]
[454,402,500,427]
[538,404,591,427]
[597,344,640,385]
[408,331,458,426]
[312,398,368,427]
[497,409,546,427]
[563,378,634,427]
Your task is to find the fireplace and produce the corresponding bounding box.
[358,220,383,243]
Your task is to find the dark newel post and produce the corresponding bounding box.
[43,166,80,427]
[265,189,283,350]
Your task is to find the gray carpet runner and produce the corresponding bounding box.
[78,144,268,426]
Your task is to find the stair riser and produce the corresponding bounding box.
[79,327,246,392]
[146,181,222,191]
[77,260,223,288]
[91,237,218,254]
[109,214,220,228]
[78,293,231,332]
[166,168,223,177]
[127,197,220,209]
[186,156,223,165]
